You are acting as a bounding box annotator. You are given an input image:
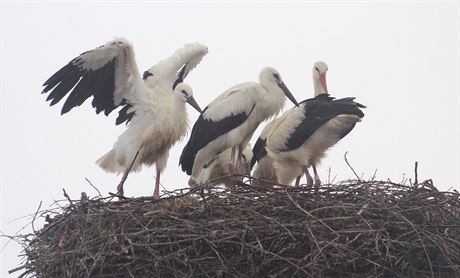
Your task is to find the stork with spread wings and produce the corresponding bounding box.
[42,38,207,197]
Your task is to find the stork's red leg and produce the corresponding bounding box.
[154,167,161,198]
[312,165,321,190]
[117,169,129,196]
[116,181,125,196]
[116,150,140,196]
[229,146,236,173]
[304,167,314,189]
[295,175,301,187]
[236,146,243,173]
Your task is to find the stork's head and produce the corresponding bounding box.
[313,61,328,96]
[174,83,202,113]
[260,67,299,107]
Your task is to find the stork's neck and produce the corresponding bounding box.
[260,81,286,117]
[313,76,326,97]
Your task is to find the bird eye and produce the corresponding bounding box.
[181,90,188,97]
[273,73,280,81]
[315,67,319,72]
[143,71,153,79]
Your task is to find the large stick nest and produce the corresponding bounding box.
[12,178,460,277]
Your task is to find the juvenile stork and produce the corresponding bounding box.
[266,62,366,188]
[41,38,207,197]
[179,67,299,185]
[193,145,253,188]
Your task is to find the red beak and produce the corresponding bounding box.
[319,73,328,94]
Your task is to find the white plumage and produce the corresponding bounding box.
[266,62,366,188]
[179,67,299,185]
[42,38,207,197]
[192,145,253,188]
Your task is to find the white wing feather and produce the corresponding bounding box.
[203,82,260,121]
[147,42,208,89]
[72,37,146,106]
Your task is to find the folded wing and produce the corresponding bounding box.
[284,95,366,151]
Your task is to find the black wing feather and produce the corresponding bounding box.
[285,95,365,151]
[172,62,187,90]
[250,137,267,170]
[180,105,255,175]
[42,62,78,93]
[41,51,129,121]
[91,67,116,115]
[46,68,82,105]
[116,104,135,125]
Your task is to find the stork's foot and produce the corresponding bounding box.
[116,182,125,196]
[306,175,314,189]
[153,184,160,199]
[314,178,321,191]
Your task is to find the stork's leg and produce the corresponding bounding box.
[312,165,321,190]
[229,146,236,173]
[295,175,301,187]
[304,167,314,189]
[233,145,245,184]
[153,154,168,198]
[116,150,140,196]
[154,167,161,198]
[236,146,243,173]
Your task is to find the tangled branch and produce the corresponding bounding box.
[10,178,460,277]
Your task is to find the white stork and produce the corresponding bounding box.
[179,67,299,185]
[41,38,207,197]
[192,145,253,188]
[266,62,366,189]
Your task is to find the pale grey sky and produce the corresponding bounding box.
[1,1,459,276]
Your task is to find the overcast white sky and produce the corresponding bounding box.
[1,1,459,276]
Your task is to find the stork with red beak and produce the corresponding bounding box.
[265,61,366,188]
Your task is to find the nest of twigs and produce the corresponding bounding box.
[11,178,460,277]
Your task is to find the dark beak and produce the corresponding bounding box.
[173,62,188,90]
[278,82,299,107]
[187,96,202,113]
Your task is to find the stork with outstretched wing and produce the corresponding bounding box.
[42,38,207,197]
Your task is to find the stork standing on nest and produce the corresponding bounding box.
[266,62,366,189]
[179,67,299,186]
[41,38,207,197]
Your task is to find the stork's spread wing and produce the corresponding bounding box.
[143,42,208,90]
[284,95,366,151]
[42,38,146,125]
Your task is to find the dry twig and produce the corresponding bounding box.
[9,179,460,277]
